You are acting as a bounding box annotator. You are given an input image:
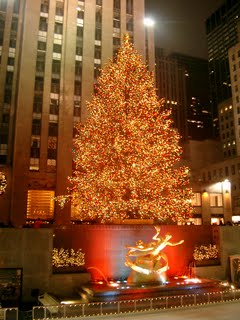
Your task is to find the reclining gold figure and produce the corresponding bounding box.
[125,226,184,276]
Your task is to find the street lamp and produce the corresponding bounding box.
[144,17,155,74]
[144,17,155,27]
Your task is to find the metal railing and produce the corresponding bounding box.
[0,308,18,320]
[32,288,240,319]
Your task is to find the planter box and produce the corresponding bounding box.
[195,259,220,267]
[53,266,85,274]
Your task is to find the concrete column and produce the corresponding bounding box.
[201,191,211,225]
[102,0,113,66]
[133,0,145,59]
[223,191,232,223]
[81,0,95,122]
[11,0,41,227]
[54,0,77,224]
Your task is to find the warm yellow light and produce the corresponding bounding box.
[52,248,85,268]
[125,226,184,276]
[193,244,218,261]
[27,190,55,219]
[55,35,193,224]
[144,17,155,27]
[0,171,7,195]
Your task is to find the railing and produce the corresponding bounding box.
[32,289,240,319]
[0,308,18,320]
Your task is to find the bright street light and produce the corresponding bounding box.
[144,17,155,27]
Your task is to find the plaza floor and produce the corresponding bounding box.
[87,300,240,320]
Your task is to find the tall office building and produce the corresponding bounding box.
[169,53,212,140]
[155,50,212,142]
[217,29,240,161]
[228,41,240,157]
[155,48,188,141]
[206,0,240,136]
[0,0,153,226]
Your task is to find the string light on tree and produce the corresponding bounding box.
[193,244,219,261]
[56,34,193,224]
[52,248,85,268]
[0,171,7,195]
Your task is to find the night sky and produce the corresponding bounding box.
[145,0,224,59]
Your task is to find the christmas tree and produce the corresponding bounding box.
[58,35,193,224]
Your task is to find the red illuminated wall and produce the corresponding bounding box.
[53,225,216,281]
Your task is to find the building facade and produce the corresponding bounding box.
[169,52,212,140]
[155,49,213,142]
[228,41,240,157]
[155,49,188,141]
[183,139,232,225]
[0,0,153,226]
[218,98,236,158]
[206,0,240,136]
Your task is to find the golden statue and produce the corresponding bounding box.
[125,226,184,283]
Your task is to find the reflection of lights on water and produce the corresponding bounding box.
[108,280,120,287]
[95,277,204,290]
[175,276,202,284]
[61,300,80,305]
[220,281,230,287]
[109,283,119,287]
[97,280,121,288]
[184,278,202,284]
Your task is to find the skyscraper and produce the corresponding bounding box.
[155,48,188,141]
[155,50,212,142]
[206,0,240,136]
[169,52,212,141]
[0,0,153,226]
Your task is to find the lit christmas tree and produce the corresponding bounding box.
[58,35,193,224]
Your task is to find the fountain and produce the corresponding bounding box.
[79,226,224,302]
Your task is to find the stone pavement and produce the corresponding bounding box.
[87,300,240,320]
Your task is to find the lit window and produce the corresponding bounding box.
[210,193,223,207]
[191,193,201,206]
[27,190,55,220]
[29,158,39,171]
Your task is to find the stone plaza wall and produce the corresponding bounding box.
[0,228,52,301]
[0,228,91,302]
